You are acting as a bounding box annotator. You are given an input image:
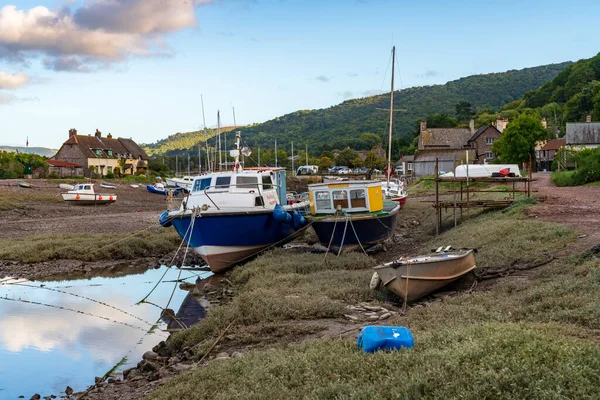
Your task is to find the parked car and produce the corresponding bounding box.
[297,165,319,175]
[336,166,350,174]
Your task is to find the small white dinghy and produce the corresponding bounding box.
[100,182,117,189]
[58,183,75,190]
[130,184,140,188]
[61,183,117,205]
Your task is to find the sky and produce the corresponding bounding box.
[0,0,599,149]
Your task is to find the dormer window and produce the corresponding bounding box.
[94,149,103,157]
[106,150,114,157]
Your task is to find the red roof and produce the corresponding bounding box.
[47,160,82,168]
[541,138,566,151]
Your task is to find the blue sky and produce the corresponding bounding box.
[0,0,599,148]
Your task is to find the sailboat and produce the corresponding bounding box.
[382,46,408,207]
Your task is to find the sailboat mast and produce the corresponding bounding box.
[387,46,395,184]
[201,94,207,172]
[217,111,222,169]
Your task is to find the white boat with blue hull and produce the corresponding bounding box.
[159,131,309,273]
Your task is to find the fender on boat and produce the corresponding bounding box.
[272,204,292,224]
[158,211,172,227]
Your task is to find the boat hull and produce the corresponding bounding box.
[308,203,399,249]
[374,250,476,303]
[168,209,304,272]
[146,185,180,196]
[61,193,117,205]
[389,195,407,208]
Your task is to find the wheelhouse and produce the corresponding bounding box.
[308,181,384,215]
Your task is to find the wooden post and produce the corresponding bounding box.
[460,181,463,219]
[453,157,457,227]
[435,158,439,235]
[528,155,532,198]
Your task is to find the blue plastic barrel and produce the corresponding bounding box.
[357,326,414,352]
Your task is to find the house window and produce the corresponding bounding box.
[106,150,114,157]
[215,177,230,188]
[486,137,496,145]
[315,191,332,210]
[94,149,103,157]
[332,190,349,209]
[350,189,366,208]
[193,178,212,192]
[107,166,113,173]
[407,163,413,171]
[236,176,258,189]
[485,152,495,159]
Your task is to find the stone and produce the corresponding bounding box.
[363,305,381,312]
[141,361,158,373]
[94,376,102,384]
[143,350,159,361]
[65,386,73,396]
[147,372,160,382]
[172,363,194,372]
[368,315,380,321]
[30,395,41,400]
[123,368,135,379]
[107,378,119,384]
[344,314,359,321]
[378,312,392,320]
[158,367,170,379]
[232,352,244,358]
[214,352,230,360]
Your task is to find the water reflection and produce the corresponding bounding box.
[0,266,211,399]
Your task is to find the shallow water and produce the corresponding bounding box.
[0,266,211,399]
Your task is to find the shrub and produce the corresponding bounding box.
[106,172,115,179]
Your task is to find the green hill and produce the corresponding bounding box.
[143,61,571,157]
[143,126,239,156]
[509,53,600,128]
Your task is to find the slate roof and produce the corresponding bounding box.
[418,128,472,150]
[467,125,501,142]
[62,135,148,159]
[540,138,566,151]
[47,160,81,168]
[566,123,600,145]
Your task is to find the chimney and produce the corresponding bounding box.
[469,119,475,134]
[95,129,101,138]
[107,133,113,139]
[68,128,77,138]
[496,117,508,133]
[420,120,427,132]
[541,117,547,129]
[586,115,592,123]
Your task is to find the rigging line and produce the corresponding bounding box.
[348,216,373,261]
[321,217,338,265]
[163,211,196,312]
[136,212,196,305]
[0,296,152,333]
[380,50,393,93]
[7,282,154,326]
[337,215,350,256]
[394,48,404,91]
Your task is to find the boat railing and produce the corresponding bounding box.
[200,183,281,211]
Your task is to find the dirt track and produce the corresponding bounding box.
[525,172,600,252]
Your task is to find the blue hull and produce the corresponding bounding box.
[170,211,298,248]
[147,185,180,196]
[309,209,398,248]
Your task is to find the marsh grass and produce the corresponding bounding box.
[0,191,62,211]
[152,322,600,400]
[0,229,181,262]
[159,199,600,399]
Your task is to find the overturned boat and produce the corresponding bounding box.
[373,247,476,303]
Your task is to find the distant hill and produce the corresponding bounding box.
[144,61,572,156]
[0,146,56,157]
[142,126,239,156]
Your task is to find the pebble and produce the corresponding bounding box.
[214,352,230,361]
[231,351,244,358]
[368,315,380,321]
[363,305,381,312]
[344,314,359,321]
[172,363,194,372]
[378,312,392,320]
[30,395,41,400]
[143,351,159,361]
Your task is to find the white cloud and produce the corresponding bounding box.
[0,1,212,70]
[0,71,29,89]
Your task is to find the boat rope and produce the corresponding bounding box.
[348,216,375,262]
[336,215,350,256]
[3,282,154,327]
[402,260,413,313]
[321,217,339,265]
[0,295,154,333]
[136,212,196,305]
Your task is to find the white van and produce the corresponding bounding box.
[296,165,319,176]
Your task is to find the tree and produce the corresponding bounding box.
[364,151,385,170]
[335,148,359,167]
[318,156,333,171]
[359,133,382,149]
[455,101,474,121]
[492,114,547,164]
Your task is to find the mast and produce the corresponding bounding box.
[233,131,242,172]
[305,144,308,166]
[258,146,261,166]
[387,46,395,186]
[217,110,222,169]
[201,94,207,172]
[291,141,294,174]
[275,139,278,167]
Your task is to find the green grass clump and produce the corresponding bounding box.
[552,170,578,186]
[0,229,181,262]
[0,192,62,211]
[151,322,600,400]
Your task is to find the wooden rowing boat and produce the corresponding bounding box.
[373,247,476,303]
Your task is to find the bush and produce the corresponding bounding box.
[106,172,115,179]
